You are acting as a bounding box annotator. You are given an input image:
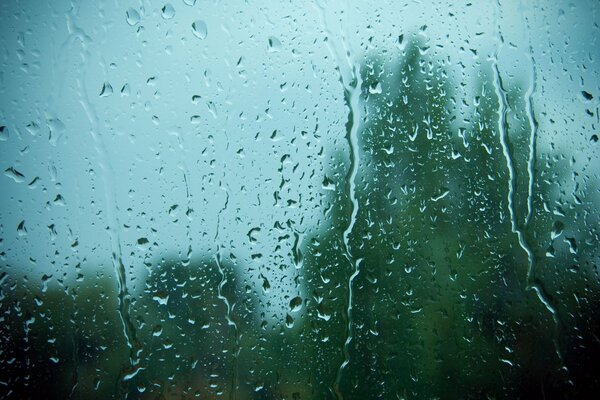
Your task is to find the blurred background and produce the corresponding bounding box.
[1,0,599,398]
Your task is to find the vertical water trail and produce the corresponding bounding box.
[66,6,143,396]
[492,1,563,365]
[523,44,538,228]
[172,131,194,266]
[213,179,239,400]
[182,171,193,266]
[314,1,362,398]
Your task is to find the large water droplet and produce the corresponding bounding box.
[161,4,175,20]
[99,82,113,97]
[192,20,207,39]
[125,8,141,26]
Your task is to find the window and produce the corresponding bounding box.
[1,1,598,398]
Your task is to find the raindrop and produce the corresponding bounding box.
[53,194,66,206]
[260,274,270,293]
[153,292,169,305]
[289,296,303,312]
[268,36,281,52]
[369,81,382,94]
[581,91,593,101]
[17,220,27,236]
[322,175,336,190]
[125,8,141,26]
[565,237,577,254]
[207,101,217,118]
[551,221,564,240]
[0,125,8,141]
[285,314,294,328]
[47,118,66,146]
[25,121,40,136]
[192,20,207,39]
[4,167,25,183]
[28,176,40,188]
[161,3,175,19]
[99,82,113,97]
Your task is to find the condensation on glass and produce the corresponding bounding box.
[0,1,598,398]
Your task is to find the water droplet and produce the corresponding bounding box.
[431,187,450,202]
[267,36,281,52]
[161,3,175,19]
[564,237,577,254]
[581,91,593,101]
[260,274,270,293]
[285,314,294,328]
[99,82,113,97]
[368,81,382,94]
[53,194,66,206]
[322,175,336,190]
[25,121,40,136]
[0,125,8,141]
[4,167,25,183]
[192,20,207,39]
[17,220,27,236]
[28,176,40,188]
[153,292,169,305]
[247,227,260,243]
[289,296,303,312]
[47,118,66,146]
[551,221,564,240]
[125,8,141,26]
[207,101,217,118]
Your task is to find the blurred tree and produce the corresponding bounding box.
[2,35,599,400]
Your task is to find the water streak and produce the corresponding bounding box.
[492,2,563,365]
[214,181,239,400]
[523,26,538,229]
[65,6,142,393]
[314,1,362,398]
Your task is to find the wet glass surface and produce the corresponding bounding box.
[1,1,599,398]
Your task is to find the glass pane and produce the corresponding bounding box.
[1,0,598,398]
